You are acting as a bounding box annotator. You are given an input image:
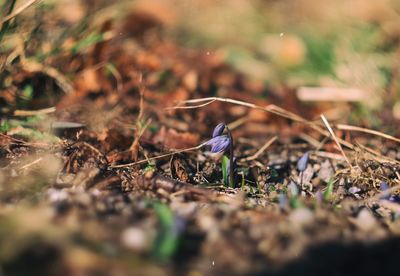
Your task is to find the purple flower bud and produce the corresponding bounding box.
[206,135,230,153]
[212,123,226,138]
[297,152,309,172]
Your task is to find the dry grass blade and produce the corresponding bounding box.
[19,157,43,170]
[354,141,400,164]
[241,136,277,162]
[299,133,322,148]
[314,151,345,160]
[14,107,56,116]
[130,76,147,161]
[320,114,352,167]
[1,0,41,25]
[337,124,400,144]
[168,97,355,149]
[321,114,352,167]
[0,133,51,148]
[110,143,207,168]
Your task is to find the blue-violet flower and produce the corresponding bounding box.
[206,135,230,153]
[212,123,226,138]
[297,152,309,172]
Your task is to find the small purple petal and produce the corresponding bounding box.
[380,181,390,200]
[212,123,226,138]
[379,182,400,203]
[205,136,221,146]
[289,181,299,196]
[381,182,389,191]
[211,138,230,153]
[278,194,287,209]
[206,135,230,153]
[172,216,186,235]
[297,152,309,172]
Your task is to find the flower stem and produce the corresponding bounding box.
[226,126,234,188]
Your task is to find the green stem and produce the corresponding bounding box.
[226,126,234,188]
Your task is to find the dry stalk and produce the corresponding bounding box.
[320,114,351,167]
[14,107,56,116]
[166,97,354,149]
[337,124,400,144]
[110,143,207,168]
[130,74,147,161]
[1,0,40,25]
[241,136,277,162]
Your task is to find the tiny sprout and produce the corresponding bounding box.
[297,152,309,172]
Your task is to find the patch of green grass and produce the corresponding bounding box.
[298,34,336,77]
[70,32,106,54]
[0,120,10,132]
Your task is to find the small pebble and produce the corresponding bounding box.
[121,227,147,251]
[354,209,377,232]
[289,208,314,228]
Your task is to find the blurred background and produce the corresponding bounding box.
[2,0,400,130]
